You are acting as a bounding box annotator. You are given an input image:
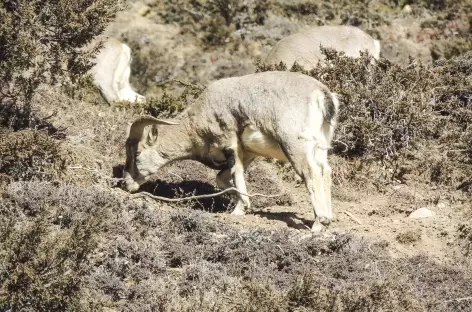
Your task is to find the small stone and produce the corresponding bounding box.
[403,5,412,14]
[409,207,435,219]
[137,5,151,16]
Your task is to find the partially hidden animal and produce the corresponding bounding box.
[123,71,339,232]
[90,38,145,104]
[265,25,381,70]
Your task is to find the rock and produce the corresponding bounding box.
[436,202,447,209]
[409,207,435,219]
[403,5,412,14]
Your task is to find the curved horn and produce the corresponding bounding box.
[127,116,179,140]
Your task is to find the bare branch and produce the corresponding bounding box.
[131,187,283,202]
[344,210,363,225]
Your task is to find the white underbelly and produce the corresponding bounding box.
[241,125,288,161]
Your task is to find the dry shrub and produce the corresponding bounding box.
[0,182,123,312]
[0,99,66,134]
[238,281,286,311]
[396,229,422,244]
[409,0,471,12]
[431,38,472,61]
[61,73,106,105]
[0,130,69,183]
[410,0,472,60]
[143,82,205,117]
[256,50,472,191]
[458,223,472,256]
[115,81,205,118]
[1,182,471,311]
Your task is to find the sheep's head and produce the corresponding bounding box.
[123,116,179,193]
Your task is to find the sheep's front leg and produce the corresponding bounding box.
[216,169,233,190]
[223,146,250,216]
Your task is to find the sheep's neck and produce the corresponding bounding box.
[157,122,194,162]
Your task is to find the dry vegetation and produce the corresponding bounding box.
[1,0,471,311]
[2,182,472,311]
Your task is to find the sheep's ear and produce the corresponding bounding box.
[127,116,179,141]
[146,124,159,145]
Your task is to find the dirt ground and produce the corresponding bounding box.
[42,0,470,267]
[136,159,470,266]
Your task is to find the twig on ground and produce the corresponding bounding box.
[344,210,363,225]
[42,111,58,120]
[333,139,349,152]
[168,172,184,180]
[444,296,472,303]
[131,187,283,202]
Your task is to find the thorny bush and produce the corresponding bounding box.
[256,49,472,190]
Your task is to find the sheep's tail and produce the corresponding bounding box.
[320,91,339,145]
[322,91,339,125]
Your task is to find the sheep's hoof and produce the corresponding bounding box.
[319,216,332,226]
[231,208,246,216]
[311,222,326,233]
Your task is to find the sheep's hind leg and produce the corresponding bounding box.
[283,140,330,232]
[314,148,332,221]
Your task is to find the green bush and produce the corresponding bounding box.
[0,0,123,124]
[152,0,271,46]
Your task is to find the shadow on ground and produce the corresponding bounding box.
[138,179,233,213]
[252,210,314,230]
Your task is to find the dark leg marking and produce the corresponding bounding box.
[223,148,236,169]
